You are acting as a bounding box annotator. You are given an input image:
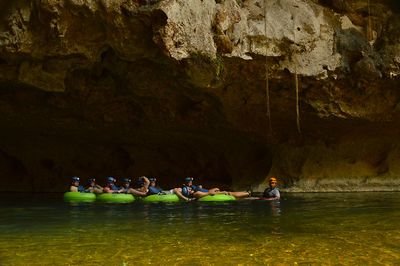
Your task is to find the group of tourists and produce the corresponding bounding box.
[69,176,280,201]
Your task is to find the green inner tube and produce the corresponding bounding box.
[64,192,96,202]
[96,193,135,203]
[198,194,236,202]
[141,194,180,203]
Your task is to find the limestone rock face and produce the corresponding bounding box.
[156,0,342,77]
[157,0,217,59]
[0,0,399,192]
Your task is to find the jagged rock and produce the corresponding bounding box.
[0,0,399,192]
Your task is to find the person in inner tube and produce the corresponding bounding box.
[84,178,103,194]
[173,178,196,202]
[69,176,85,192]
[147,177,175,196]
[119,177,149,197]
[262,177,280,200]
[103,177,123,193]
[175,177,251,201]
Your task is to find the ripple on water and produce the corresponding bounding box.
[0,192,399,265]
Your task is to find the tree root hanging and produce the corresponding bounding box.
[265,65,272,133]
[295,72,301,134]
[264,0,272,134]
[367,0,373,44]
[293,6,301,135]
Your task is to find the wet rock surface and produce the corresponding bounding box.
[0,0,399,192]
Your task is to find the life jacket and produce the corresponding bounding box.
[182,185,209,196]
[182,185,193,197]
[104,184,120,192]
[263,187,279,198]
[110,184,120,191]
[148,186,162,195]
[191,185,208,193]
[118,183,131,193]
[135,179,144,188]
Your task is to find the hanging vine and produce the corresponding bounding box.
[367,0,373,45]
[293,6,301,134]
[264,0,272,133]
[295,70,300,134]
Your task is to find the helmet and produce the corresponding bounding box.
[136,176,145,187]
[87,178,96,184]
[107,176,116,183]
[71,176,80,182]
[122,178,131,183]
[185,177,194,182]
[269,177,277,182]
[149,177,156,182]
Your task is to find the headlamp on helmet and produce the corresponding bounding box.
[107,176,116,183]
[122,178,131,183]
[185,177,194,182]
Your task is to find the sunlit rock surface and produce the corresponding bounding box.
[0,0,399,192]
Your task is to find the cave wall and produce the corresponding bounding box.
[0,0,399,192]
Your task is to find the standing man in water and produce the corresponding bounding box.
[262,177,280,200]
[69,176,85,192]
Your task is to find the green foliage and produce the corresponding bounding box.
[214,55,224,79]
[189,52,225,80]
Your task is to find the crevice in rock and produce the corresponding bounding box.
[0,149,28,183]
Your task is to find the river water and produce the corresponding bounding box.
[0,192,399,265]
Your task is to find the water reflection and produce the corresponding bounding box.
[269,201,282,235]
[270,200,281,217]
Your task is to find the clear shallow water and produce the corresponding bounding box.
[0,193,399,265]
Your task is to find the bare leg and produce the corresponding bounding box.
[192,191,213,199]
[227,191,251,199]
